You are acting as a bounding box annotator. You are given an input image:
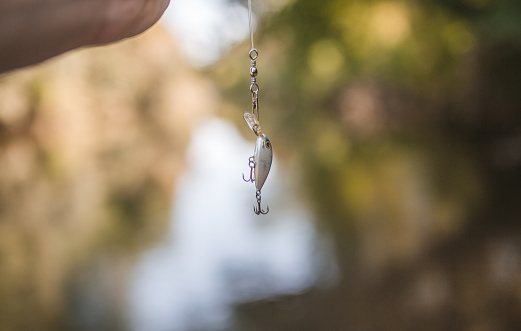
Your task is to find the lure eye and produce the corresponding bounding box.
[265,141,271,149]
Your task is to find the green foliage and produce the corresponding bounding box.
[217,0,521,245]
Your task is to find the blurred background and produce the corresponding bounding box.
[1,0,521,330]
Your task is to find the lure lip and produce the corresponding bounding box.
[244,111,262,136]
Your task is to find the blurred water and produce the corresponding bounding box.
[127,118,337,331]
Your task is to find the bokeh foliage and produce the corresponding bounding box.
[0,0,520,330]
[216,0,521,329]
[0,26,210,330]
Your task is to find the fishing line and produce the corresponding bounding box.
[248,0,254,50]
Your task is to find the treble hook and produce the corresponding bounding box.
[242,156,255,182]
[254,190,269,215]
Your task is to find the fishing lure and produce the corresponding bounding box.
[243,112,272,214]
[242,0,272,215]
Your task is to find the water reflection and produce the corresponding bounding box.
[128,118,337,331]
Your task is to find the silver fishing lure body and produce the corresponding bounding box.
[254,133,272,191]
[243,111,272,214]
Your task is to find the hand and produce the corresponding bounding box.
[0,0,170,74]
